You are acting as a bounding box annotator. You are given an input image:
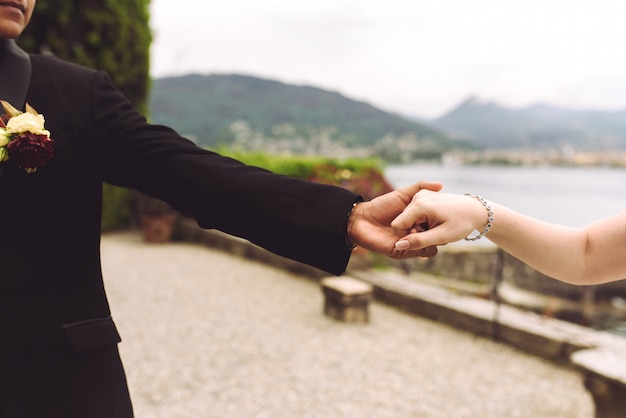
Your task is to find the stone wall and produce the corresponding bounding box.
[173,217,626,300]
[397,246,626,300]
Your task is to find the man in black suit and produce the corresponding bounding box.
[0,1,440,416]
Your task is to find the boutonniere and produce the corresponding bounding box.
[0,100,54,173]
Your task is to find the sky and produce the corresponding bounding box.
[149,0,626,119]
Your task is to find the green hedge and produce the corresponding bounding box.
[217,149,380,177]
[218,149,394,200]
[101,183,134,232]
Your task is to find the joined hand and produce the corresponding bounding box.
[347,181,442,259]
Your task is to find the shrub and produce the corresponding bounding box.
[217,148,394,200]
[101,183,134,231]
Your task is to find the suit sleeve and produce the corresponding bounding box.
[90,71,359,275]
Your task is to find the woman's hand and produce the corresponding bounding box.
[391,190,490,250]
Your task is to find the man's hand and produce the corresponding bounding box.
[347,181,442,259]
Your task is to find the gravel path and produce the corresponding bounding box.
[101,232,594,418]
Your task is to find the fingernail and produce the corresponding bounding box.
[395,240,410,250]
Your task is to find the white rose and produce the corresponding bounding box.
[6,113,50,137]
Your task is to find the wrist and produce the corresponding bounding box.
[464,194,494,241]
[346,199,363,250]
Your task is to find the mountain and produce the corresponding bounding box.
[149,74,470,158]
[428,97,626,150]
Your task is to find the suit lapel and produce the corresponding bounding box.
[0,39,31,109]
[0,43,32,178]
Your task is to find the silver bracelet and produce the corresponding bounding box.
[464,194,494,241]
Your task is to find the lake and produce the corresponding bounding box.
[386,163,626,228]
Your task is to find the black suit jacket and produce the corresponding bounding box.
[0,53,358,417]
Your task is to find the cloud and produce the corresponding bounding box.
[150,0,626,118]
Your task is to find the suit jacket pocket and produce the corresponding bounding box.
[63,316,122,353]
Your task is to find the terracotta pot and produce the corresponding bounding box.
[140,215,175,243]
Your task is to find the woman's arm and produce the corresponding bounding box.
[392,190,626,285]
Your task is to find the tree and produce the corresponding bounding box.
[19,0,152,115]
[18,0,153,231]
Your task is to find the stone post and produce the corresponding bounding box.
[571,349,626,418]
[321,277,373,324]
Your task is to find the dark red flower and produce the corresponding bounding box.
[6,132,55,173]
